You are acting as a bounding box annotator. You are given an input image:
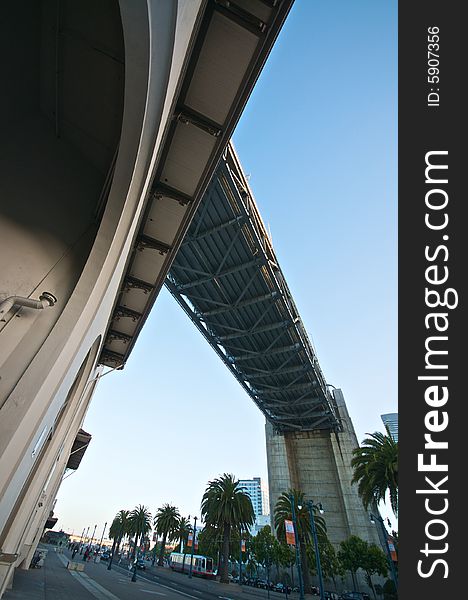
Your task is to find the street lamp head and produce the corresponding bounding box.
[369,514,376,524]
[297,504,302,510]
[317,503,324,515]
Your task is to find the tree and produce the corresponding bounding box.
[201,473,255,583]
[250,526,276,584]
[382,578,397,600]
[174,516,192,553]
[108,509,130,559]
[197,524,221,561]
[128,505,152,559]
[154,504,180,566]
[306,537,344,590]
[274,489,327,593]
[337,535,369,590]
[351,429,398,517]
[362,544,388,599]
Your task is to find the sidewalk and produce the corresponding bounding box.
[4,545,314,600]
[4,545,96,599]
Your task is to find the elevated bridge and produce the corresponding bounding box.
[167,143,340,433]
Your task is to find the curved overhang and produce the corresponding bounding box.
[99,0,294,368]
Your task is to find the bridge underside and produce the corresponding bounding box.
[167,144,340,433]
[167,146,385,590]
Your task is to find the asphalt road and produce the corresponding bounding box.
[95,555,301,600]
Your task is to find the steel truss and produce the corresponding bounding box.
[167,143,340,433]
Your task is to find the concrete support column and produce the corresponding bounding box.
[265,389,382,595]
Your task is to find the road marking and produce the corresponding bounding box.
[70,572,121,600]
[58,553,120,599]
[139,590,166,596]
[113,564,200,599]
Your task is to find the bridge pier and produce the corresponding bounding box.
[266,389,382,589]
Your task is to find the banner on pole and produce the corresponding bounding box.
[387,537,397,562]
[285,520,295,546]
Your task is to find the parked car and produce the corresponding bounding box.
[274,582,292,594]
[341,592,370,600]
[136,558,146,570]
[100,551,110,561]
[323,592,340,600]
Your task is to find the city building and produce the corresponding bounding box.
[381,413,398,442]
[239,477,272,535]
[239,477,265,519]
[251,515,271,536]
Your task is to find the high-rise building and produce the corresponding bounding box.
[239,477,272,535]
[381,413,398,442]
[239,477,265,519]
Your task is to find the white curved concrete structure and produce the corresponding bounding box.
[0,0,293,594]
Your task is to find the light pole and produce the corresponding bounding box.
[238,532,243,586]
[131,525,140,583]
[266,542,272,600]
[108,520,124,571]
[188,515,197,578]
[307,501,325,600]
[90,524,97,549]
[289,494,305,600]
[181,515,190,573]
[370,513,398,591]
[81,526,89,553]
[98,522,107,552]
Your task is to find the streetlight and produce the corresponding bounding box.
[75,528,85,558]
[98,522,107,552]
[188,515,198,578]
[181,515,190,573]
[289,494,305,600]
[238,531,243,586]
[81,526,89,554]
[370,513,398,591]
[108,520,125,571]
[307,501,325,600]
[265,541,272,600]
[131,523,141,583]
[90,524,97,549]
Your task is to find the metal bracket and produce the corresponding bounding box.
[175,107,222,137]
[137,234,172,255]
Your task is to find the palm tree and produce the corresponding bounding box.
[154,504,180,566]
[128,505,152,560]
[108,509,130,564]
[174,516,192,552]
[351,429,398,517]
[201,473,255,584]
[274,489,327,593]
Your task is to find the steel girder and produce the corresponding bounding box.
[167,143,340,433]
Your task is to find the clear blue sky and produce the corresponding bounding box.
[56,0,397,538]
